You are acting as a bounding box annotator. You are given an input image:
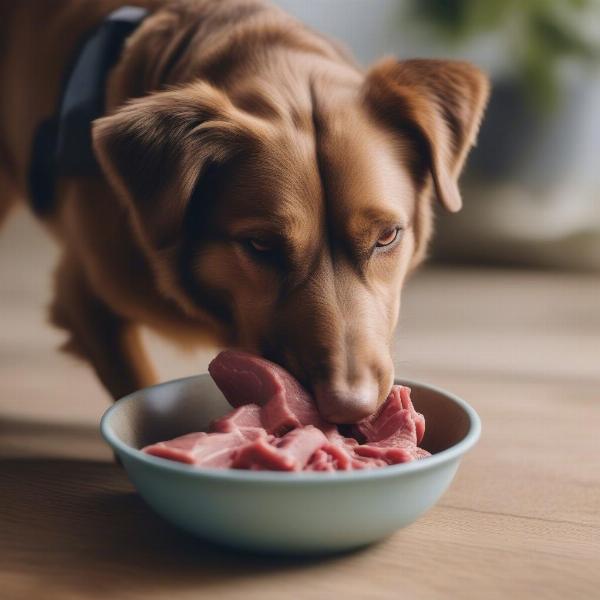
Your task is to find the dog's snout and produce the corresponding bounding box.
[313,380,379,424]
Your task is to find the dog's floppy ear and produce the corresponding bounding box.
[365,58,490,212]
[92,82,262,251]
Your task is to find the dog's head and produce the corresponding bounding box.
[93,58,488,422]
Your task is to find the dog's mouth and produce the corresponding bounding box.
[241,341,392,424]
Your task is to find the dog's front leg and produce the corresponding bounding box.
[50,255,156,400]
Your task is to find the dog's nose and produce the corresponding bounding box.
[313,381,380,424]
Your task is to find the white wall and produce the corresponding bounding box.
[271,0,409,65]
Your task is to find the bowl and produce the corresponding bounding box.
[101,374,481,554]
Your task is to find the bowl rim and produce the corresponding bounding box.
[100,374,481,484]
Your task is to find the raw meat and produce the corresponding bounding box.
[356,385,425,445]
[143,429,267,468]
[209,350,331,435]
[232,426,328,471]
[143,350,430,472]
[209,404,263,433]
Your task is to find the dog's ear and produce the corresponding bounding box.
[92,83,263,251]
[364,58,490,212]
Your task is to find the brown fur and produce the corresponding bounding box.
[0,0,489,422]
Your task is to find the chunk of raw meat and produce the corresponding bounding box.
[144,351,431,471]
[305,449,336,472]
[143,429,266,468]
[359,405,417,448]
[208,350,283,408]
[209,404,263,433]
[354,388,430,464]
[232,426,328,471]
[306,442,352,471]
[350,455,389,469]
[143,431,208,464]
[210,350,331,435]
[357,385,425,445]
[354,444,417,465]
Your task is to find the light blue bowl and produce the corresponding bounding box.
[101,374,480,554]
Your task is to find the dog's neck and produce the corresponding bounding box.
[58,6,150,174]
[28,6,149,215]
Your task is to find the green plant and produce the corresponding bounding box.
[407,0,600,110]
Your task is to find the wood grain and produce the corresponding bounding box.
[1,210,599,600]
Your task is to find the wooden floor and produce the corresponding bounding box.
[1,210,599,600]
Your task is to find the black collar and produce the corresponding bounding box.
[29,6,148,215]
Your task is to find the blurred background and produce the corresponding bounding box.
[275,0,600,271]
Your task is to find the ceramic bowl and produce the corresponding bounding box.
[101,374,480,554]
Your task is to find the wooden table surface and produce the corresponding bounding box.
[2,211,599,600]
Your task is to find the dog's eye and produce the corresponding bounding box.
[247,238,273,252]
[239,237,287,270]
[375,227,402,249]
[246,238,273,253]
[240,237,276,258]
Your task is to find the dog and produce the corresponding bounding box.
[0,0,489,423]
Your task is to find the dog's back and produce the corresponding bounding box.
[0,0,153,206]
[0,0,351,219]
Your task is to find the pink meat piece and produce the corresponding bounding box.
[413,447,432,459]
[208,350,280,408]
[209,350,331,435]
[354,444,417,465]
[363,407,417,448]
[305,449,335,471]
[209,404,263,433]
[357,385,425,445]
[355,395,431,463]
[232,425,328,471]
[143,432,208,464]
[324,428,395,469]
[143,429,266,468]
[306,442,354,471]
[304,437,388,470]
[350,455,389,469]
[145,351,431,472]
[326,428,359,447]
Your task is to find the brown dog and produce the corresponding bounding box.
[0,0,489,422]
